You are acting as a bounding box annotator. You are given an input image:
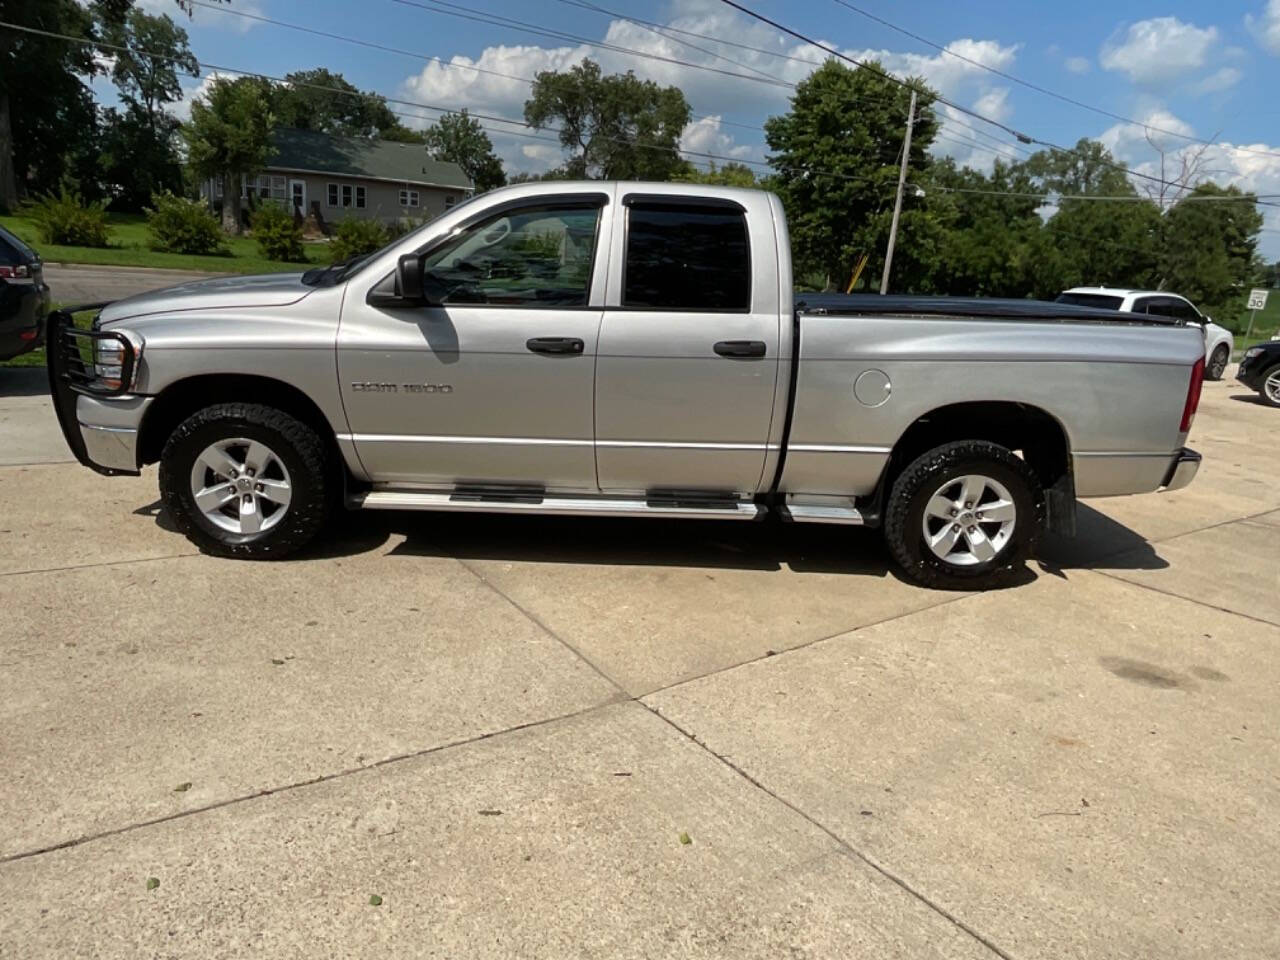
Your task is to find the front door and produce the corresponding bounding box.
[338,193,613,492]
[289,179,306,217]
[593,194,782,495]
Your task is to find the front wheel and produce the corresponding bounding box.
[158,402,334,559]
[1261,366,1280,408]
[884,440,1044,590]
[1206,344,1229,381]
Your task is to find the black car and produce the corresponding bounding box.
[1237,340,1280,407]
[0,224,51,361]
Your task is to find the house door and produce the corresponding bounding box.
[289,180,306,216]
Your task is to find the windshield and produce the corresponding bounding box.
[1055,292,1124,311]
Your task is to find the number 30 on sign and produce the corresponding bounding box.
[1247,289,1269,311]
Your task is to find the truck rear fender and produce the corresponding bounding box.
[870,401,1075,535]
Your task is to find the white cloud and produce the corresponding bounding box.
[1100,17,1218,84]
[1193,66,1243,94]
[1247,0,1280,54]
[1065,56,1091,74]
[397,0,1022,177]
[168,71,230,122]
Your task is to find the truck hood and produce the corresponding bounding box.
[97,272,313,325]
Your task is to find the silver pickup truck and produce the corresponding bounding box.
[47,181,1205,588]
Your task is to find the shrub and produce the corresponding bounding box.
[330,217,389,262]
[251,201,305,262]
[145,192,227,256]
[27,187,110,248]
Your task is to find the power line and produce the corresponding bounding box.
[387,0,793,88]
[717,0,1206,195]
[920,183,1280,208]
[827,0,1280,163]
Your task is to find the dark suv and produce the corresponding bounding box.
[0,224,51,361]
[1238,340,1280,407]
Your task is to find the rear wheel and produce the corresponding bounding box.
[1206,344,1229,381]
[159,402,334,558]
[884,440,1044,590]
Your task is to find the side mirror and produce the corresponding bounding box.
[395,252,426,302]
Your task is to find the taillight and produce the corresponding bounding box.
[0,264,29,279]
[1179,355,1205,433]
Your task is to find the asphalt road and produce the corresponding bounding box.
[42,264,224,305]
[1,368,1278,959]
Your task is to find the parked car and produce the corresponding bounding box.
[1056,287,1234,380]
[47,182,1206,589]
[1238,340,1280,407]
[0,225,50,361]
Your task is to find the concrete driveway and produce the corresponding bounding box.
[1,370,1277,958]
[42,264,226,305]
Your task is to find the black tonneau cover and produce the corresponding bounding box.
[795,293,1178,326]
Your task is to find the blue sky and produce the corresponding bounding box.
[134,0,1280,256]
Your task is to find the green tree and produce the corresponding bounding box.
[422,110,506,192]
[269,68,410,139]
[182,77,274,234]
[0,0,223,210]
[1160,183,1264,321]
[765,60,939,290]
[524,58,691,180]
[675,161,758,188]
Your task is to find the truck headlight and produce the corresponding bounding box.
[1244,346,1263,360]
[92,330,144,392]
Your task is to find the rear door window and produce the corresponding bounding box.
[623,200,750,311]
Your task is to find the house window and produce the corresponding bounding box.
[355,186,366,209]
[242,173,284,201]
[445,195,457,209]
[270,175,287,200]
[327,183,339,207]
[399,189,419,208]
[341,184,353,208]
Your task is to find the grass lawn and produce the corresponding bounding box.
[0,212,330,275]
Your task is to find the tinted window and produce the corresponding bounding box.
[0,225,36,263]
[1144,297,1198,320]
[1055,292,1124,310]
[624,203,750,310]
[419,202,602,307]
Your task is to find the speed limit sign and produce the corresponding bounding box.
[1247,288,1269,311]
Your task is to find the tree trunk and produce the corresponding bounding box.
[222,171,241,235]
[0,93,18,213]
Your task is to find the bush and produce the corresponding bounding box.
[27,187,110,247]
[251,201,305,262]
[330,217,389,262]
[145,192,227,256]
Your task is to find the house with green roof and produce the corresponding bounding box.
[202,127,473,229]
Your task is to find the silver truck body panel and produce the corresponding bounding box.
[79,180,1203,513]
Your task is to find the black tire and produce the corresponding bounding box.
[884,440,1044,590]
[1206,344,1229,381]
[1260,364,1280,408]
[158,402,334,559]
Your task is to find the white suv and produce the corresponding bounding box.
[1057,287,1235,380]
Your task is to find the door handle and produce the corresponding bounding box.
[526,337,585,355]
[713,340,767,358]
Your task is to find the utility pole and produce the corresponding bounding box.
[880,88,917,295]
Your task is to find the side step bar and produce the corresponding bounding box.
[777,502,866,525]
[352,490,764,521]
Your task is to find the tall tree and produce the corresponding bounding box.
[0,0,222,210]
[422,111,506,192]
[182,76,274,234]
[765,59,938,290]
[1160,183,1263,320]
[524,58,690,180]
[269,68,410,139]
[675,161,758,188]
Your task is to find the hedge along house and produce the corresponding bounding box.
[202,127,472,230]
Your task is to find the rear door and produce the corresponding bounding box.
[593,192,781,495]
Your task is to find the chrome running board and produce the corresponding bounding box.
[779,501,865,525]
[352,489,764,521]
